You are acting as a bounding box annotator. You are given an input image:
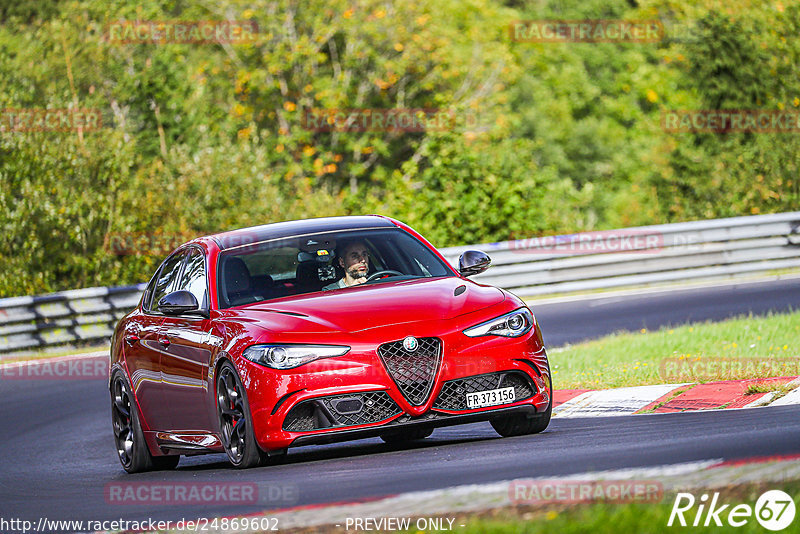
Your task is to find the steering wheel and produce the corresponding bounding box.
[366,270,404,282]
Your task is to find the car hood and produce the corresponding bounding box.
[224,277,506,334]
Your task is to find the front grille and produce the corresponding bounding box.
[433,371,535,411]
[378,337,442,405]
[283,391,401,432]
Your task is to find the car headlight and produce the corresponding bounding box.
[463,308,534,338]
[242,344,350,369]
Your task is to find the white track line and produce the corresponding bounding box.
[553,384,687,418]
[742,392,777,408]
[768,377,800,406]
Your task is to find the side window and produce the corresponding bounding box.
[151,252,186,313]
[141,274,159,312]
[177,248,208,309]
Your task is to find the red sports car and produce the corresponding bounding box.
[110,216,552,472]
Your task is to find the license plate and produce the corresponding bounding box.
[465,386,516,409]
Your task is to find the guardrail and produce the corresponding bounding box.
[439,211,800,296]
[0,285,145,354]
[2,212,799,353]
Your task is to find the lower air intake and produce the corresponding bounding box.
[433,371,535,411]
[283,391,401,432]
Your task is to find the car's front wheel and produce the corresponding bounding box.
[490,375,552,437]
[216,361,268,469]
[111,373,180,473]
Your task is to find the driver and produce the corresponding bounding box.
[322,240,370,290]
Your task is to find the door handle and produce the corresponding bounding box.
[158,335,171,347]
[124,333,140,346]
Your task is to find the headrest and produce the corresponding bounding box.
[224,257,252,294]
[296,262,320,285]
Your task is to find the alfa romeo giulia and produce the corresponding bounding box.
[109,215,552,472]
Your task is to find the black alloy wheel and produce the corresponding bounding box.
[216,361,268,468]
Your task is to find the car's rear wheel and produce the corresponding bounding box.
[380,427,433,444]
[217,361,268,469]
[490,375,552,437]
[111,374,180,473]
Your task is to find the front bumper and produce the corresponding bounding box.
[282,369,539,432]
[235,326,550,452]
[291,404,543,447]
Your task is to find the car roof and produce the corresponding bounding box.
[208,215,397,250]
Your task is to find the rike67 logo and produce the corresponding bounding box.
[668,490,796,531]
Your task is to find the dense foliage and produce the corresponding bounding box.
[0,0,797,296]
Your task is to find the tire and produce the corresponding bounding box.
[111,374,180,473]
[216,361,268,469]
[490,374,552,437]
[380,426,433,444]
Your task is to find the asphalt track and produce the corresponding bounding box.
[534,277,800,347]
[1,278,798,527]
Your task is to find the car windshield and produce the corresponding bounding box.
[217,228,454,308]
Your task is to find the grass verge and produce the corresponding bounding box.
[546,311,800,390]
[422,479,800,534]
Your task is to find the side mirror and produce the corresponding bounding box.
[159,290,202,315]
[458,250,491,277]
